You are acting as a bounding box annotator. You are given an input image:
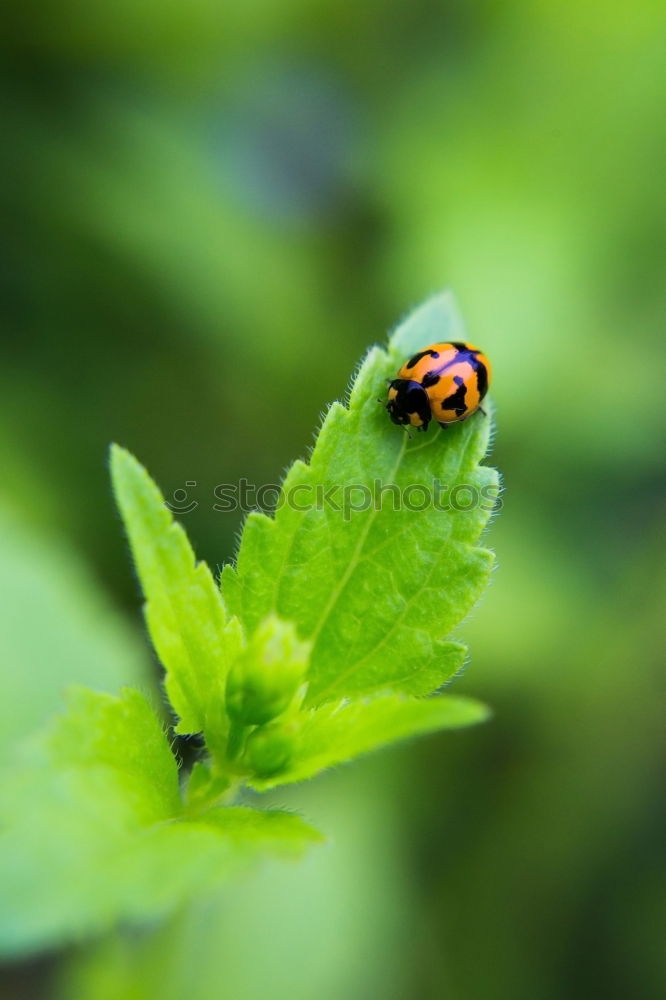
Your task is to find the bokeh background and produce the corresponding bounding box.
[1,1,664,997]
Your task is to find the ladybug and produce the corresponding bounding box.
[386,341,491,432]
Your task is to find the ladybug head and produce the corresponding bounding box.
[386,379,430,429]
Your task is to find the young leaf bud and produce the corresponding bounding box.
[245,718,299,777]
[225,615,310,727]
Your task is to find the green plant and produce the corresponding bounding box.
[0,293,498,957]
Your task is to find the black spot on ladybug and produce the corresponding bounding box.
[475,360,488,399]
[453,375,464,386]
[450,342,471,354]
[442,380,468,417]
[421,372,441,389]
[406,349,439,369]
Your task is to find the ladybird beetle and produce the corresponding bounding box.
[386,341,491,432]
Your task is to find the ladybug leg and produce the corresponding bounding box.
[479,405,487,416]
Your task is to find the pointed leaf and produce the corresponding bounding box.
[249,692,490,790]
[110,445,242,748]
[222,292,498,705]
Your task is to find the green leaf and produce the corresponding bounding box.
[222,292,498,706]
[110,445,243,751]
[248,692,490,790]
[0,688,321,958]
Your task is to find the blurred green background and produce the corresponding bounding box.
[1,0,664,998]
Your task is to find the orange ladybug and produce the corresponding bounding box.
[386,341,491,432]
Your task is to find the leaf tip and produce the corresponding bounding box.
[109,443,140,496]
[109,441,129,469]
[389,289,466,356]
[455,695,493,726]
